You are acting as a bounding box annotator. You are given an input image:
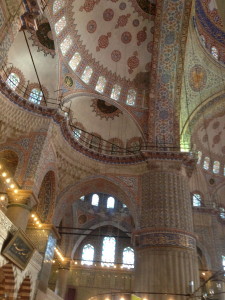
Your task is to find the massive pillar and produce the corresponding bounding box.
[133,153,199,300]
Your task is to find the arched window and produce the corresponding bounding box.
[55,16,66,35]
[6,73,20,90]
[101,237,116,267]
[122,247,134,269]
[80,195,85,201]
[107,196,115,209]
[213,161,220,174]
[91,194,99,206]
[81,66,93,84]
[73,128,82,140]
[222,256,225,271]
[219,207,225,219]
[203,157,210,170]
[95,76,106,94]
[60,35,72,55]
[111,84,121,101]
[197,151,202,164]
[192,193,202,207]
[81,244,94,265]
[211,46,219,60]
[29,88,43,104]
[69,52,81,71]
[126,89,136,106]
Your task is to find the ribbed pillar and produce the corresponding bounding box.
[133,155,199,300]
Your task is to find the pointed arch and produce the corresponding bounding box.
[54,175,138,227]
[36,170,56,223]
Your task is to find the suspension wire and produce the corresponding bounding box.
[22,30,47,105]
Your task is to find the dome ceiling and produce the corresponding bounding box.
[64,95,143,142]
[64,0,155,83]
[193,112,225,162]
[195,0,225,62]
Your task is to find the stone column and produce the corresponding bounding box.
[133,153,199,300]
[6,189,36,231]
[55,264,70,298]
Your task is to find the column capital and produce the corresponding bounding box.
[141,151,196,177]
[7,189,38,209]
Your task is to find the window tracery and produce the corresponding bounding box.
[29,88,43,104]
[55,16,66,35]
[213,161,220,174]
[122,247,134,269]
[81,244,94,265]
[69,52,81,71]
[60,35,72,55]
[203,157,210,170]
[111,84,121,101]
[101,237,116,267]
[95,76,106,94]
[6,73,20,90]
[126,89,136,106]
[81,66,93,84]
[53,0,65,14]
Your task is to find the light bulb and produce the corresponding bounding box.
[0,196,5,200]
[2,172,7,177]
[10,184,15,188]
[14,189,18,193]
[6,178,11,183]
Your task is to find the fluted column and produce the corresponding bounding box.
[6,190,36,231]
[133,153,199,300]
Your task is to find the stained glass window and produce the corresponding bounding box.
[29,88,43,104]
[91,194,99,206]
[197,151,202,164]
[101,237,116,267]
[192,193,202,207]
[211,46,219,60]
[111,84,121,101]
[122,247,134,269]
[73,129,81,140]
[81,66,93,84]
[126,89,136,106]
[213,161,220,174]
[107,197,115,209]
[95,76,106,94]
[219,207,225,219]
[53,0,65,14]
[81,244,94,266]
[55,16,66,35]
[203,157,210,170]
[60,35,72,56]
[69,52,81,71]
[6,73,20,90]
